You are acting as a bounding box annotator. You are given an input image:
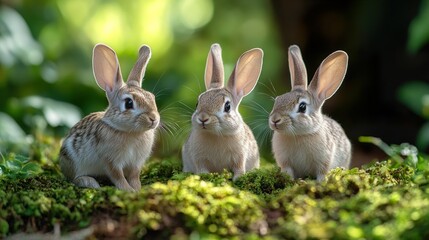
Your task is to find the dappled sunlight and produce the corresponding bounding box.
[136,0,173,56]
[175,0,213,32]
[85,3,126,50]
[57,0,213,58]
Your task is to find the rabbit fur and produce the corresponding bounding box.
[182,43,263,180]
[269,45,351,182]
[59,44,159,191]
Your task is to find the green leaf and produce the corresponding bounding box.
[407,0,429,53]
[20,96,81,128]
[0,6,43,66]
[0,112,26,143]
[416,122,429,150]
[13,155,30,164]
[0,218,9,235]
[359,136,401,161]
[397,81,429,119]
[4,159,22,172]
[21,162,42,174]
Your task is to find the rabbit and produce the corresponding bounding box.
[59,43,159,191]
[182,43,263,181]
[269,45,351,182]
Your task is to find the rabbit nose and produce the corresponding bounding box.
[271,118,282,128]
[148,115,159,127]
[198,118,209,128]
[197,113,210,128]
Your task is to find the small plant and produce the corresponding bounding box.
[359,136,429,184]
[359,136,420,167]
[0,153,42,179]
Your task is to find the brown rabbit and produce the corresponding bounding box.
[269,45,351,181]
[59,44,159,191]
[182,43,263,180]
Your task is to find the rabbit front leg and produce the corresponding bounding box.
[276,157,295,180]
[282,166,295,180]
[316,167,329,182]
[195,158,210,174]
[232,157,246,181]
[182,155,197,173]
[316,174,326,182]
[315,158,330,182]
[232,169,245,181]
[105,162,135,191]
[125,166,142,191]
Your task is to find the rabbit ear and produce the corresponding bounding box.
[308,50,348,102]
[227,48,263,104]
[93,44,124,94]
[205,43,224,89]
[127,45,151,87]
[288,45,308,90]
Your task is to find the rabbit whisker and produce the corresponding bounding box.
[177,101,196,112]
[154,89,169,99]
[151,71,166,94]
[183,83,201,97]
[255,91,276,101]
[257,80,278,98]
[256,127,272,147]
[193,74,203,93]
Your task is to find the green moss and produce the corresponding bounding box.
[127,176,265,237]
[140,157,183,185]
[365,160,415,186]
[1,150,429,239]
[234,166,294,199]
[0,167,266,238]
[267,164,429,240]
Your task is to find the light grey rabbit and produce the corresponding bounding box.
[269,45,351,181]
[182,43,263,180]
[59,44,159,191]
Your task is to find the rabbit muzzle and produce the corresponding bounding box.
[269,113,282,130]
[269,112,294,134]
[138,112,159,130]
[196,112,211,129]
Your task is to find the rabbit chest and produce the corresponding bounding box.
[272,131,332,178]
[191,131,247,172]
[66,123,156,176]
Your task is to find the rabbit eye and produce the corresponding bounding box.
[298,102,306,113]
[224,101,231,113]
[125,98,134,110]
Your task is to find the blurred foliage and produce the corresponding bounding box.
[401,0,429,152]
[408,0,429,53]
[397,82,429,152]
[0,0,281,157]
[1,135,429,239]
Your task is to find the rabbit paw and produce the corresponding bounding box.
[73,176,101,189]
[281,167,295,180]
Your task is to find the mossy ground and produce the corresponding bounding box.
[1,138,429,239]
